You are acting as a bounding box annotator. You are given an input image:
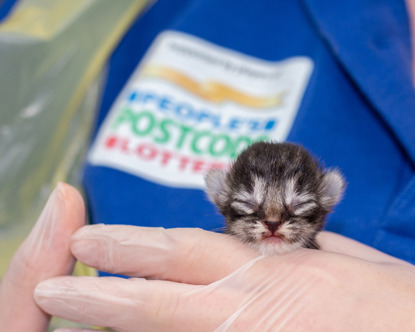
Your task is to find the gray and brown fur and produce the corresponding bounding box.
[205,142,345,255]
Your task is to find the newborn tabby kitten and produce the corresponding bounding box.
[205,142,345,255]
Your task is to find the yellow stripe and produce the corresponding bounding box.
[142,65,285,108]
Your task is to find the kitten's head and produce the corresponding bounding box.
[205,142,345,255]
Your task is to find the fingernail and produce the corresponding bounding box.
[35,278,79,306]
[70,225,104,260]
[34,279,73,318]
[70,238,99,264]
[71,224,106,240]
[24,184,65,256]
[36,184,64,227]
[34,279,60,299]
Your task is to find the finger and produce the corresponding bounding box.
[317,231,410,265]
[71,226,259,285]
[35,276,232,332]
[0,183,85,332]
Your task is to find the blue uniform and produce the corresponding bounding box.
[83,0,415,263]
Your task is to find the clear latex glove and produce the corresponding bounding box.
[34,225,415,332]
[0,183,85,331]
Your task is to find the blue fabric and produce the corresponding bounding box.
[83,0,415,263]
[0,0,17,21]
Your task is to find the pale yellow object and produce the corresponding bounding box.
[0,1,151,330]
[0,0,151,274]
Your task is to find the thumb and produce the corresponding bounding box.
[0,183,85,331]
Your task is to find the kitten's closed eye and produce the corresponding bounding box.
[291,200,318,216]
[205,141,346,256]
[230,200,257,215]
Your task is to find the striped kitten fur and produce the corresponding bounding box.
[205,142,345,255]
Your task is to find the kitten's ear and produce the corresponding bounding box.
[205,169,230,209]
[320,169,346,211]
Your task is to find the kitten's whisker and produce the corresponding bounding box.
[302,237,319,250]
[210,226,226,233]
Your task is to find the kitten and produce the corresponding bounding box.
[205,142,345,255]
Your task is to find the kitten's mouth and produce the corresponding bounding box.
[261,233,285,243]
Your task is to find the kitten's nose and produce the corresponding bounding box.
[264,221,282,233]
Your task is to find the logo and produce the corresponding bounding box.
[89,31,313,188]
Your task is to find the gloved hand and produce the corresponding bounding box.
[0,183,85,331]
[34,224,415,331]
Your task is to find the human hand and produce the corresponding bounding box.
[34,225,415,331]
[0,183,85,331]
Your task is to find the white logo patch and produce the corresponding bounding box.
[88,31,314,189]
